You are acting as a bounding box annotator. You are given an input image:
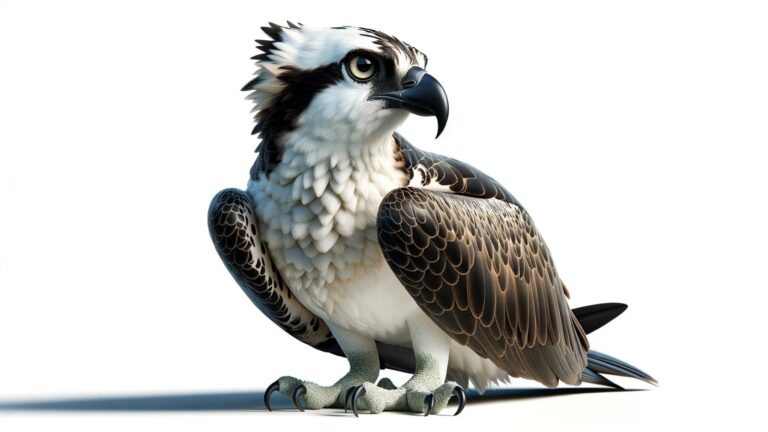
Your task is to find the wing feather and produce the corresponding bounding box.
[377,187,588,386]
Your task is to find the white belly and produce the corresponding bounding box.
[292,254,422,344]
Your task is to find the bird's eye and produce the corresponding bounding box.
[347,55,377,81]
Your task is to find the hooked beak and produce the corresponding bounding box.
[368,66,449,138]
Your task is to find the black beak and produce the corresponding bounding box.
[369,66,449,138]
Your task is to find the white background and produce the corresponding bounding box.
[1,0,767,430]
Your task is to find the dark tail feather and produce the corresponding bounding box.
[572,302,628,334]
[573,303,657,388]
[583,350,657,387]
[582,366,622,389]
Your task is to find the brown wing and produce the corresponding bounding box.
[377,187,589,387]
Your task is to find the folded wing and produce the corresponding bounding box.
[377,187,589,387]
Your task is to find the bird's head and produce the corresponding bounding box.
[243,23,449,149]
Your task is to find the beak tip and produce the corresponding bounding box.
[435,124,445,139]
[435,108,448,139]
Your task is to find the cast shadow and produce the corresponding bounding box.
[466,386,643,404]
[0,387,643,412]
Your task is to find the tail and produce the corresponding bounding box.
[572,303,658,389]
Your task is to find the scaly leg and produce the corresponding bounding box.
[264,324,380,411]
[347,317,466,416]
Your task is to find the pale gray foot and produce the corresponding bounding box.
[348,379,465,416]
[347,353,466,416]
[264,351,379,411]
[265,326,381,411]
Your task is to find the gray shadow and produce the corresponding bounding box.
[0,387,643,412]
[0,391,275,412]
[466,387,644,404]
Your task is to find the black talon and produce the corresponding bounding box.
[423,393,435,417]
[344,387,356,413]
[292,384,307,412]
[451,386,466,416]
[351,385,367,417]
[264,380,279,412]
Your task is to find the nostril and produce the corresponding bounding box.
[401,66,426,89]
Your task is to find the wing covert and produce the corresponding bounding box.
[394,133,521,205]
[377,187,589,387]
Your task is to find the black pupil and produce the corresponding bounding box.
[356,57,373,73]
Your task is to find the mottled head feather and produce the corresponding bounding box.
[243,23,428,176]
[359,27,426,67]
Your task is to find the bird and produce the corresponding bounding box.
[208,22,656,416]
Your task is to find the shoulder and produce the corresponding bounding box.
[392,133,522,206]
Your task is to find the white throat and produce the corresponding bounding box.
[247,130,406,316]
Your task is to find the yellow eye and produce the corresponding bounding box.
[348,55,377,81]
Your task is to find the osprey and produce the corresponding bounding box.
[208,22,655,416]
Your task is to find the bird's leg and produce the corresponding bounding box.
[265,325,380,411]
[348,318,466,416]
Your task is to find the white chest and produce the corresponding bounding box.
[248,137,417,338]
